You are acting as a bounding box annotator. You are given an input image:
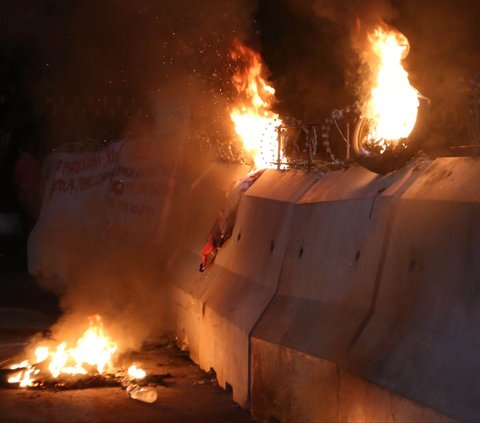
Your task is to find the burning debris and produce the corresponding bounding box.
[199,29,425,272]
[357,25,420,154]
[344,24,427,174]
[224,31,426,176]
[1,315,170,403]
[5,315,121,387]
[229,39,285,170]
[198,40,289,272]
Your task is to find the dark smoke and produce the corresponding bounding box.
[255,0,398,123]
[256,0,354,122]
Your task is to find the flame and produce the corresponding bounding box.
[7,315,146,387]
[128,364,146,379]
[230,39,284,170]
[362,27,419,151]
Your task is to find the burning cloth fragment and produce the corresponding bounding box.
[199,169,264,272]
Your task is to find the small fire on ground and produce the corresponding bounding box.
[362,26,420,153]
[7,315,145,388]
[230,39,284,170]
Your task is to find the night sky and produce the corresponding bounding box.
[1,0,480,161]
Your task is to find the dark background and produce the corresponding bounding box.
[1,0,480,192]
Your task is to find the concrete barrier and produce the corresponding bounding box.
[168,162,252,362]
[28,143,123,293]
[30,146,480,421]
[26,132,194,342]
[170,169,319,406]
[346,157,480,422]
[252,339,453,423]
[102,139,173,243]
[250,161,453,422]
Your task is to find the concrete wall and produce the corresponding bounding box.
[250,161,455,422]
[346,157,480,422]
[30,149,480,421]
[252,339,454,423]
[170,169,319,406]
[168,161,251,356]
[249,157,480,422]
[27,143,123,293]
[28,98,190,292]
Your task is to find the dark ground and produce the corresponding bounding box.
[0,235,254,423]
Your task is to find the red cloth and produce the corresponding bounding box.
[200,235,216,270]
[199,169,265,272]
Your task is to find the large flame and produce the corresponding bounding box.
[362,27,419,150]
[230,39,283,170]
[7,315,145,387]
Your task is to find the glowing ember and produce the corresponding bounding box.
[230,39,284,170]
[362,26,420,152]
[7,315,146,388]
[128,365,146,380]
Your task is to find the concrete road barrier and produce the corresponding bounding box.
[168,162,251,369]
[171,169,319,406]
[346,157,480,422]
[30,148,480,421]
[250,161,452,422]
[28,143,123,293]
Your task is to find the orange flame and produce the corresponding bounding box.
[362,27,419,151]
[230,39,283,169]
[128,364,146,379]
[7,315,145,387]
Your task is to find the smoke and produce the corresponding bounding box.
[266,0,395,117]
[4,0,258,352]
[6,0,480,353]
[306,0,397,42]
[252,0,398,123]
[3,1,480,154]
[390,0,480,151]
[52,244,169,351]
[256,0,480,152]
[0,0,256,150]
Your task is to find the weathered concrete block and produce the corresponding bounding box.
[251,338,453,423]
[250,162,448,422]
[172,169,319,406]
[346,157,480,421]
[168,163,251,372]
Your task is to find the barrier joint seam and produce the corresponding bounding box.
[342,169,422,361]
